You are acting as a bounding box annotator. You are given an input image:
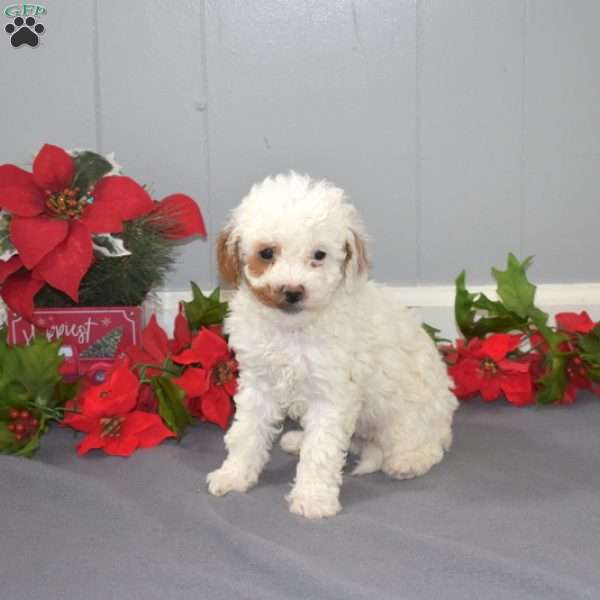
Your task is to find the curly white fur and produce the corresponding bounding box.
[207,172,458,519]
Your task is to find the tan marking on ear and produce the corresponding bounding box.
[344,241,353,272]
[249,283,285,309]
[216,228,241,287]
[352,230,368,274]
[246,243,280,278]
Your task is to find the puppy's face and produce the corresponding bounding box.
[217,173,368,318]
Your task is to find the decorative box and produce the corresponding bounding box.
[7,306,144,383]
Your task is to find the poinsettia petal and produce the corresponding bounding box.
[173,367,210,398]
[173,328,230,369]
[0,255,22,283]
[480,377,503,402]
[141,315,170,363]
[0,182,45,217]
[153,194,207,239]
[61,413,97,433]
[1,269,44,322]
[556,311,596,334]
[79,202,125,234]
[84,364,139,418]
[32,144,75,191]
[186,395,203,419]
[481,334,522,362]
[201,386,234,430]
[10,215,69,269]
[124,345,156,370]
[500,372,534,406]
[103,435,140,457]
[448,358,482,398]
[136,384,158,413]
[497,358,531,373]
[76,430,105,455]
[560,384,578,405]
[0,164,35,188]
[171,348,200,365]
[33,221,92,301]
[224,377,238,397]
[120,411,175,448]
[91,176,154,224]
[172,302,192,352]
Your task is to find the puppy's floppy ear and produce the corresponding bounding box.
[216,227,241,288]
[344,228,369,292]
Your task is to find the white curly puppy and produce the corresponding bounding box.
[207,172,458,519]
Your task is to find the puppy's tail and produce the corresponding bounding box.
[351,442,383,476]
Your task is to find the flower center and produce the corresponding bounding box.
[45,187,93,220]
[481,357,497,375]
[212,361,233,386]
[100,416,124,438]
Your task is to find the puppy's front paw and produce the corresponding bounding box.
[286,490,342,519]
[206,465,256,497]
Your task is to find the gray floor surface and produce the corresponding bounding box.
[1,396,599,600]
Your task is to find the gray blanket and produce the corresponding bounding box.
[2,397,599,600]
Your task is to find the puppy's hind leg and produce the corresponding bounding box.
[379,418,451,480]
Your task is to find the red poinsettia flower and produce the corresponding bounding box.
[555,311,597,335]
[448,333,534,406]
[0,144,154,318]
[62,362,174,456]
[172,328,237,429]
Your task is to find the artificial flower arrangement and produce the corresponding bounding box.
[0,144,236,457]
[426,254,600,406]
[0,285,235,457]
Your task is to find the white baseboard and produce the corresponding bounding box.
[154,283,600,340]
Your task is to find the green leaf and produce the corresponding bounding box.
[577,329,600,356]
[51,380,81,410]
[10,336,64,408]
[13,430,42,458]
[422,323,451,344]
[151,376,191,439]
[530,311,566,352]
[71,150,113,194]
[468,316,527,339]
[491,254,537,319]
[0,326,12,371]
[0,422,16,451]
[454,271,478,339]
[536,354,568,405]
[184,284,229,330]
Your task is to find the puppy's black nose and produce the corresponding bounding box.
[284,289,304,304]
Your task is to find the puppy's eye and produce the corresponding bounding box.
[259,248,274,260]
[313,250,327,261]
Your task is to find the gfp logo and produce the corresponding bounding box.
[4,4,46,47]
[4,4,46,17]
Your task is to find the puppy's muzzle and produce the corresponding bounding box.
[282,285,305,311]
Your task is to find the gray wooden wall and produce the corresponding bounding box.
[1,0,599,289]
